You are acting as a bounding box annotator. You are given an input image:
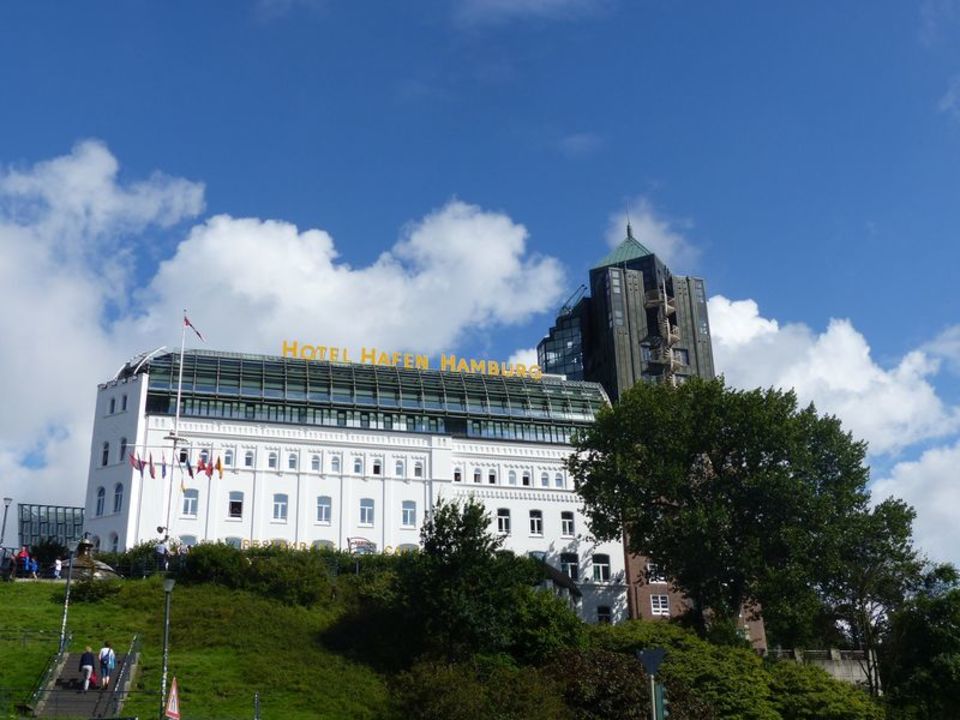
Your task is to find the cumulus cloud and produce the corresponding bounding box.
[709,295,959,456]
[606,197,701,272]
[507,347,540,368]
[873,440,960,564]
[925,324,960,374]
[0,143,566,509]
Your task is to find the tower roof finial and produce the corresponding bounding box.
[626,214,634,240]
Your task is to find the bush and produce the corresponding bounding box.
[767,662,882,720]
[69,577,121,603]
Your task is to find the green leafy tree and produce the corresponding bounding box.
[767,662,882,720]
[568,377,876,643]
[882,564,960,719]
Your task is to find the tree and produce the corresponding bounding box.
[568,377,876,642]
[397,497,564,661]
[882,564,960,719]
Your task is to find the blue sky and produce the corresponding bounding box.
[1,1,958,561]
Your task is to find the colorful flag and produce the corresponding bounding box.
[136,454,144,478]
[184,312,205,342]
[180,475,186,493]
[215,456,223,479]
[197,457,206,472]
[149,453,156,480]
[161,456,167,479]
[129,452,139,470]
[185,457,194,479]
[206,459,214,478]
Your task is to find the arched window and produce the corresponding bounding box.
[353,458,363,474]
[101,442,110,467]
[288,453,297,470]
[372,459,382,476]
[121,394,128,412]
[109,397,115,414]
[522,472,531,487]
[224,449,234,467]
[488,469,497,484]
[540,472,549,487]
[473,469,482,484]
[396,460,405,477]
[555,473,564,489]
[414,461,423,478]
[200,449,209,464]
[113,483,124,513]
[273,493,288,521]
[508,470,517,485]
[311,454,321,472]
[109,532,119,553]
[244,450,254,467]
[453,467,462,482]
[182,489,199,517]
[119,437,127,463]
[95,487,105,516]
[268,452,278,469]
[331,456,341,473]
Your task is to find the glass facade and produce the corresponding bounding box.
[537,302,586,380]
[123,350,609,446]
[17,504,85,550]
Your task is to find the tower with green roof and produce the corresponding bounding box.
[537,223,715,401]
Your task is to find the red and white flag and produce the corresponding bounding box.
[184,312,204,342]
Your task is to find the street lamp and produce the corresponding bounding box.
[58,540,80,653]
[0,497,12,555]
[159,577,176,720]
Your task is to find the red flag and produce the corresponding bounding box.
[129,452,138,469]
[149,453,156,479]
[206,459,214,478]
[197,457,206,472]
[184,313,204,342]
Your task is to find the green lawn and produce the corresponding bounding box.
[0,578,389,720]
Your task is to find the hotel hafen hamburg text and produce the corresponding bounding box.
[83,348,627,624]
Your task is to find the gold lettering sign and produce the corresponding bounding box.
[281,341,543,380]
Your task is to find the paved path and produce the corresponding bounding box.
[36,652,127,718]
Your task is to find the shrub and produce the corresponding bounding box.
[767,662,882,720]
[70,577,121,603]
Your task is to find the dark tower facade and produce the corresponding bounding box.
[538,225,715,402]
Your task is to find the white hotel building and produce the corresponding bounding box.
[82,349,627,623]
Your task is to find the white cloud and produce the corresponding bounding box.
[507,347,539,368]
[925,324,960,374]
[709,295,959,456]
[938,75,960,120]
[559,132,603,158]
[605,197,701,271]
[872,440,960,565]
[454,0,603,26]
[0,143,566,510]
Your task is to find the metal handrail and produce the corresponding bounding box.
[22,631,70,712]
[104,633,142,718]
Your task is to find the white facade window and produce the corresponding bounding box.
[119,438,127,463]
[453,467,462,482]
[95,487,105,516]
[353,458,363,474]
[182,489,199,517]
[651,594,670,616]
[560,552,578,580]
[396,460,404,477]
[288,453,297,470]
[597,606,612,624]
[488,469,497,484]
[273,493,288,521]
[554,473,564,489]
[522,472,531,487]
[316,496,332,524]
[414,462,423,478]
[244,451,254,467]
[121,394,127,411]
[540,472,549,487]
[311,454,321,472]
[101,442,110,467]
[561,511,575,537]
[497,508,511,535]
[508,470,517,485]
[110,532,119,553]
[529,510,543,536]
[229,491,244,519]
[109,397,115,414]
[473,469,482,484]
[268,452,278,469]
[200,449,210,464]
[331,456,341,473]
[224,449,234,467]
[593,554,611,582]
[113,483,124,513]
[360,498,375,525]
[401,500,416,527]
[373,459,382,476]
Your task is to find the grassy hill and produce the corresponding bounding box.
[0,577,388,720]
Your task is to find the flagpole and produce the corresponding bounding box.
[162,312,189,541]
